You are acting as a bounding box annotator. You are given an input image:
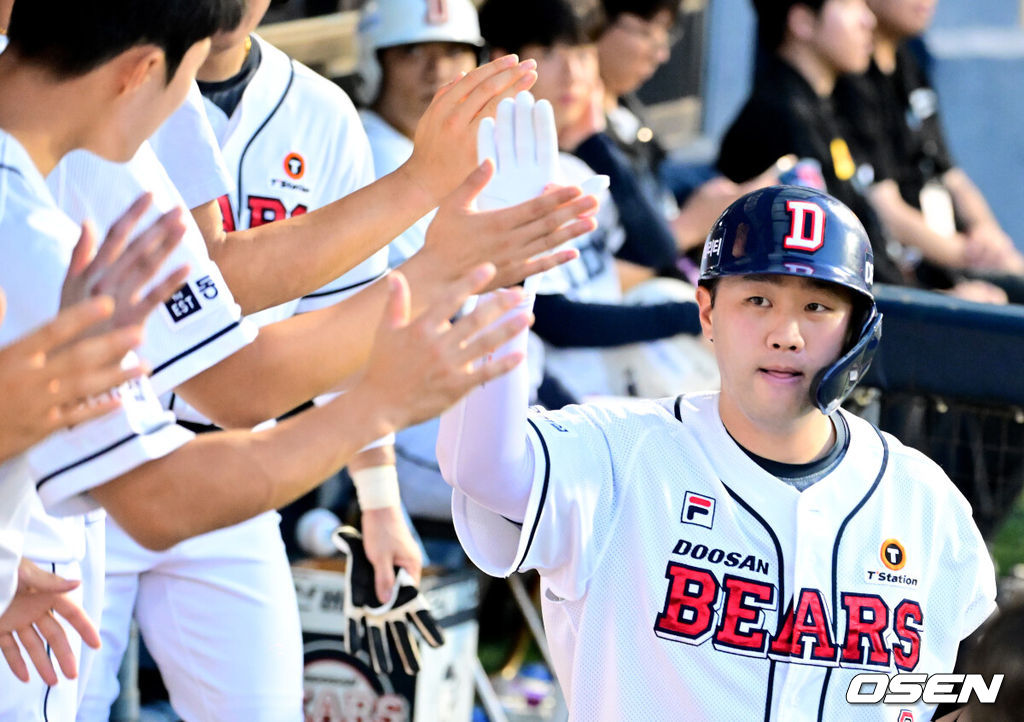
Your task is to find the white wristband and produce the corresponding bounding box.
[352,465,402,510]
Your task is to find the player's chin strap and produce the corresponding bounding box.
[813,307,883,416]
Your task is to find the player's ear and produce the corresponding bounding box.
[696,285,714,343]
[114,45,165,98]
[787,4,819,44]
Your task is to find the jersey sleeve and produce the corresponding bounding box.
[948,491,998,639]
[0,456,35,616]
[452,403,620,601]
[148,83,234,209]
[27,356,193,517]
[50,145,258,395]
[295,83,390,313]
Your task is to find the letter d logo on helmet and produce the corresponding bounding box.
[699,186,883,415]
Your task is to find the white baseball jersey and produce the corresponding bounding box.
[453,392,996,721]
[0,455,34,616]
[0,128,194,721]
[149,83,235,209]
[0,131,194,517]
[48,143,258,397]
[207,35,388,323]
[359,108,434,268]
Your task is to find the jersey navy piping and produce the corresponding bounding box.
[42,562,56,722]
[816,426,890,722]
[517,417,553,573]
[35,419,177,489]
[150,319,242,376]
[0,163,24,178]
[720,481,786,722]
[300,269,387,300]
[234,58,296,226]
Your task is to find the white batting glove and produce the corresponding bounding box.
[331,526,445,676]
[477,91,608,294]
[476,91,562,212]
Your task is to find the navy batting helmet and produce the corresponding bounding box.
[699,185,882,415]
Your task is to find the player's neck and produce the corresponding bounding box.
[0,54,91,176]
[777,44,838,97]
[872,32,900,75]
[372,96,418,141]
[197,38,250,83]
[718,394,837,465]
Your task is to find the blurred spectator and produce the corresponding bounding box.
[834,0,1024,303]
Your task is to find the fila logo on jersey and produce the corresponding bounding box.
[681,492,715,529]
[783,200,826,252]
[654,566,923,671]
[284,152,305,180]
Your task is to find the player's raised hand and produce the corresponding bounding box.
[358,265,529,432]
[0,291,146,463]
[402,55,538,205]
[61,193,190,333]
[0,559,101,685]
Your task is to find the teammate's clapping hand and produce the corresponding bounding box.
[0,559,101,685]
[60,193,190,333]
[402,55,538,205]
[0,291,146,463]
[357,264,529,432]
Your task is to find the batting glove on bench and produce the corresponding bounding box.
[331,526,445,676]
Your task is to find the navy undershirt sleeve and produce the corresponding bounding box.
[532,293,701,348]
[573,133,678,269]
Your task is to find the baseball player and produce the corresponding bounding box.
[437,129,996,720]
[357,0,484,268]
[0,4,536,718]
[73,3,400,716]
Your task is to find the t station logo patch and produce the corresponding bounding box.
[881,539,906,571]
[284,152,306,180]
[681,492,715,529]
[866,538,919,588]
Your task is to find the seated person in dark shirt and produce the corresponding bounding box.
[718,0,906,284]
[834,0,1023,303]
[719,0,1005,302]
[479,0,719,402]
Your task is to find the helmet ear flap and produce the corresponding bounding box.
[813,306,882,415]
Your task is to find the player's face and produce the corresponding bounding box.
[812,0,877,74]
[866,0,936,38]
[597,10,675,96]
[99,38,212,162]
[520,42,598,134]
[699,274,853,429]
[378,42,478,119]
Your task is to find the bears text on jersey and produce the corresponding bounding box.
[654,562,923,671]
